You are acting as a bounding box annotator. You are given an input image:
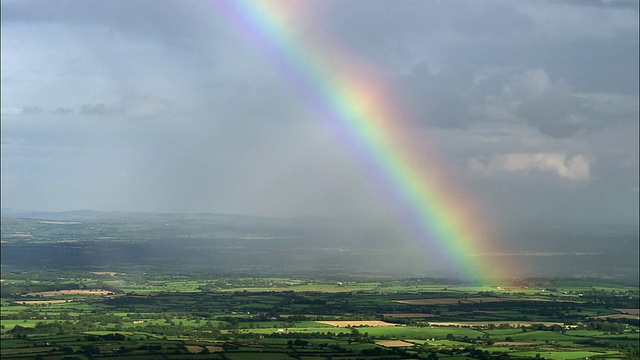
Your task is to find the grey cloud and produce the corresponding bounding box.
[21,105,43,115]
[443,36,638,95]
[510,71,585,137]
[51,107,74,115]
[80,103,120,117]
[497,69,638,137]
[77,97,173,119]
[393,62,637,137]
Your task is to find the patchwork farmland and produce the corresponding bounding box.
[1,214,638,359]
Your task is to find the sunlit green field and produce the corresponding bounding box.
[1,269,638,359]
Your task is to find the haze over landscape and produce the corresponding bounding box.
[1,0,638,280]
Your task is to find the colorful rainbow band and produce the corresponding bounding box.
[213,1,507,282]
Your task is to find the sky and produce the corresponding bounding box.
[1,0,638,227]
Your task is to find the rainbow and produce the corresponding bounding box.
[213,1,507,281]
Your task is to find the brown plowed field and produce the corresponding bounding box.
[377,340,415,347]
[615,308,640,315]
[24,289,112,297]
[316,321,400,327]
[594,314,639,319]
[185,346,203,354]
[184,345,224,353]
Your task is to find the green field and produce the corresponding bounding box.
[1,270,638,359]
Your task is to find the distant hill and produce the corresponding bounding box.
[1,209,637,282]
[1,208,104,220]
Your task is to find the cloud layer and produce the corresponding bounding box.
[1,0,638,226]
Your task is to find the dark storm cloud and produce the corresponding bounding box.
[497,68,638,137]
[314,0,638,139]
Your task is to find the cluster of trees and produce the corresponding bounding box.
[360,346,410,357]
[8,319,107,335]
[139,322,222,338]
[445,333,495,345]
[580,289,639,308]
[439,346,510,360]
[576,320,628,334]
